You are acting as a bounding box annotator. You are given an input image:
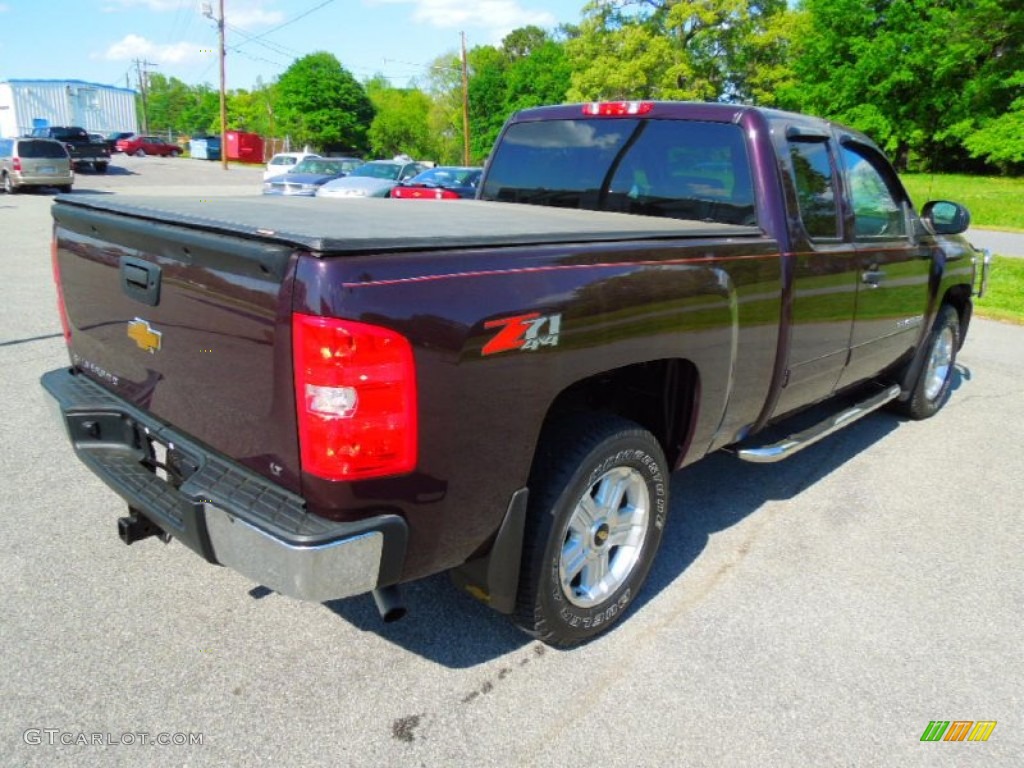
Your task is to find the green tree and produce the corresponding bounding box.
[422,52,466,165]
[783,0,1023,171]
[275,52,374,152]
[502,25,551,59]
[964,94,1024,171]
[565,0,792,103]
[467,45,508,161]
[226,79,278,137]
[367,82,439,160]
[144,74,200,134]
[465,29,572,162]
[180,85,220,135]
[504,40,571,113]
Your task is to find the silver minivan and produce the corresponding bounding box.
[0,137,74,193]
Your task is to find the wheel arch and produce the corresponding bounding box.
[941,282,973,350]
[450,357,700,615]
[531,357,701,474]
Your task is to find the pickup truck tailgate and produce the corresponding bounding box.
[51,197,302,492]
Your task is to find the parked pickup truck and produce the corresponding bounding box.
[29,126,110,173]
[42,102,991,646]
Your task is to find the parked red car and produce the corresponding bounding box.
[115,135,182,157]
[390,166,482,199]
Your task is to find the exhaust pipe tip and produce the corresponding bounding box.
[372,586,407,623]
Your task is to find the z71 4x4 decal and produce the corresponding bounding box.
[482,312,562,356]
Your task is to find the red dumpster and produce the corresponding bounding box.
[225,131,265,164]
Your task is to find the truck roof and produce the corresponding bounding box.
[508,101,879,151]
[54,196,762,256]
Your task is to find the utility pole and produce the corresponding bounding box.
[203,1,228,170]
[134,58,157,133]
[461,32,470,166]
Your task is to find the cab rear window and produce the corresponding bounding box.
[480,119,756,226]
[48,128,88,141]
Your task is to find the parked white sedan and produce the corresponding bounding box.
[315,160,429,198]
[263,151,320,181]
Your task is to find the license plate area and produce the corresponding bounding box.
[142,427,198,488]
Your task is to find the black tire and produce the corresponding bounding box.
[898,304,960,420]
[58,185,73,194]
[134,149,146,158]
[170,149,181,158]
[2,173,16,194]
[95,162,108,174]
[514,414,669,647]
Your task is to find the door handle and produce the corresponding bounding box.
[120,256,162,306]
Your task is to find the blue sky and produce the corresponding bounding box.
[0,0,587,91]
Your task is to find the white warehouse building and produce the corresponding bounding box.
[0,79,138,138]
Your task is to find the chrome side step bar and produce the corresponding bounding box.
[736,384,901,463]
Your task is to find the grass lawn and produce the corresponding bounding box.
[901,173,1024,231]
[975,256,1024,325]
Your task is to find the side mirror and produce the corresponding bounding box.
[921,200,971,235]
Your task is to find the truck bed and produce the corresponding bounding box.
[54,195,761,255]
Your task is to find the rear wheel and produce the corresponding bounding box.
[2,173,16,194]
[898,304,960,420]
[94,162,108,174]
[514,414,669,647]
[134,149,146,158]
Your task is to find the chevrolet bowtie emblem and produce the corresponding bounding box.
[127,318,162,353]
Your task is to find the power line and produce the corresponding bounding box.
[232,46,292,69]
[164,0,193,48]
[233,0,339,48]
[225,22,300,60]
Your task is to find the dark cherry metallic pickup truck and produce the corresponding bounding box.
[42,102,992,646]
[29,126,111,173]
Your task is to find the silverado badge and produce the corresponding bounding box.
[127,318,162,353]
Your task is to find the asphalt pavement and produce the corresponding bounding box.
[1,156,1021,767]
[966,228,1024,258]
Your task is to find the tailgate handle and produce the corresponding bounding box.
[120,256,161,306]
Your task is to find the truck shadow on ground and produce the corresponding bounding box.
[84,164,137,177]
[322,367,969,668]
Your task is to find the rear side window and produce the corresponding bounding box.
[788,140,839,240]
[840,144,907,239]
[481,119,756,225]
[18,140,69,159]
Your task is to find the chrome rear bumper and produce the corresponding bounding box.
[41,367,407,603]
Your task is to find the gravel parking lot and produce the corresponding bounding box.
[1,156,1021,767]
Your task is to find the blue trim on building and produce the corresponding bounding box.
[2,79,138,95]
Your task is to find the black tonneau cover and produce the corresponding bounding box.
[54,195,762,255]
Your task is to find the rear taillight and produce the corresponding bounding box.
[50,231,71,345]
[12,158,22,172]
[582,101,654,117]
[292,313,417,481]
[392,187,459,200]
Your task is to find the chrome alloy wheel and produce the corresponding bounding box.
[559,466,650,608]
[924,325,955,401]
